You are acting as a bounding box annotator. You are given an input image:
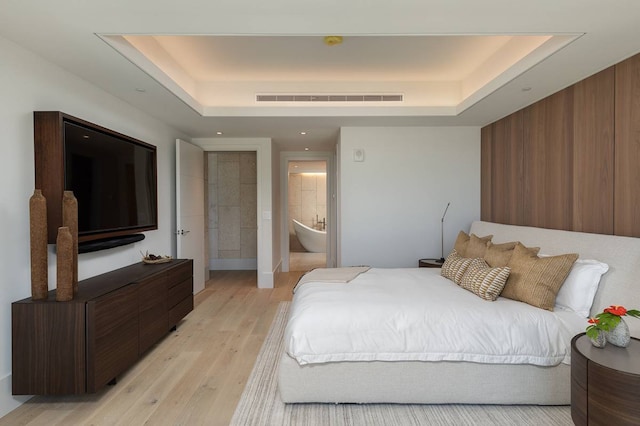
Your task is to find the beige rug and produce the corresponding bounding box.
[231,302,573,426]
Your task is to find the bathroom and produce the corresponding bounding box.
[288,160,327,271]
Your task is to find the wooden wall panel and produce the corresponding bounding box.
[491,111,525,225]
[480,126,492,221]
[572,67,615,234]
[523,88,574,230]
[614,54,640,237]
[480,51,640,238]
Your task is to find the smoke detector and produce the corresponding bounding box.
[324,36,343,46]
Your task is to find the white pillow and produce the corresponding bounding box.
[553,259,609,317]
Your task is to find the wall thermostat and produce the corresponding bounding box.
[353,148,365,162]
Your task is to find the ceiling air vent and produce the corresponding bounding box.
[256,94,403,102]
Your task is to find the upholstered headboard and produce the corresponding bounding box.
[470,221,640,337]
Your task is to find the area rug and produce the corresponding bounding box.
[230,302,572,426]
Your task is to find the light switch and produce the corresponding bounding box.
[353,148,365,162]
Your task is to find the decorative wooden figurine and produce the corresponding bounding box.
[29,189,48,300]
[56,227,74,302]
[62,191,78,293]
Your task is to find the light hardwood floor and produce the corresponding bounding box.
[0,270,301,426]
[288,251,326,272]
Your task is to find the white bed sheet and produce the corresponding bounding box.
[285,268,585,366]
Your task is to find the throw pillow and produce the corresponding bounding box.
[453,231,492,258]
[453,231,470,256]
[552,258,609,317]
[502,243,578,310]
[465,233,493,258]
[441,250,474,285]
[460,258,511,301]
[484,241,540,268]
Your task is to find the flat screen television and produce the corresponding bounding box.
[64,121,157,238]
[34,111,158,252]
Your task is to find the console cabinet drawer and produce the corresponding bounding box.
[168,278,193,309]
[166,262,192,289]
[169,296,194,328]
[139,275,169,354]
[86,285,139,392]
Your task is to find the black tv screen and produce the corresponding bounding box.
[63,121,157,237]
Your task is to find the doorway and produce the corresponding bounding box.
[281,149,336,273]
[288,160,327,271]
[206,151,258,272]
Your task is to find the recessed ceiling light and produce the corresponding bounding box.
[216,131,223,135]
[305,147,310,151]
[300,131,307,135]
[135,88,146,93]
[522,87,532,92]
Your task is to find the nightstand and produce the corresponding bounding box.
[571,333,640,425]
[418,258,443,268]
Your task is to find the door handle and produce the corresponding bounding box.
[175,229,191,235]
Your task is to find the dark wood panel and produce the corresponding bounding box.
[490,111,524,225]
[86,285,139,392]
[570,338,588,426]
[166,261,193,289]
[572,67,615,234]
[480,125,492,221]
[588,362,640,425]
[168,278,193,309]
[33,112,65,243]
[169,296,194,329]
[12,302,85,395]
[73,260,183,302]
[523,88,574,230]
[614,54,640,237]
[139,275,168,354]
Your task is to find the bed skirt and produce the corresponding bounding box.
[278,353,570,405]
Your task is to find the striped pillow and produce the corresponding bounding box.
[441,250,474,285]
[502,243,578,310]
[460,258,511,301]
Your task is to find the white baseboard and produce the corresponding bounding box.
[0,373,31,419]
[209,258,257,270]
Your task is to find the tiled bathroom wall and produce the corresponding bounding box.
[288,172,327,251]
[208,152,257,270]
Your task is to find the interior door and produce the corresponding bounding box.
[176,139,205,294]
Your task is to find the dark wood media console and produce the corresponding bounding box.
[12,259,193,395]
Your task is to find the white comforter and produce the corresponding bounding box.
[285,268,585,366]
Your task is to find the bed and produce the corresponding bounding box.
[277,221,640,405]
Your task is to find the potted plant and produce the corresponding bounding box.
[586,305,640,348]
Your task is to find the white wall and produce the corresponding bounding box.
[339,127,480,267]
[0,36,186,417]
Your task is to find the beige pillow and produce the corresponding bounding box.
[453,231,470,256]
[460,258,511,301]
[484,241,540,267]
[453,231,492,258]
[501,243,578,310]
[465,234,492,258]
[441,250,474,285]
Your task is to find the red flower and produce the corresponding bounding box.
[588,317,599,324]
[604,305,627,316]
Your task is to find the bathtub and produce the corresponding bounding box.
[292,219,326,253]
